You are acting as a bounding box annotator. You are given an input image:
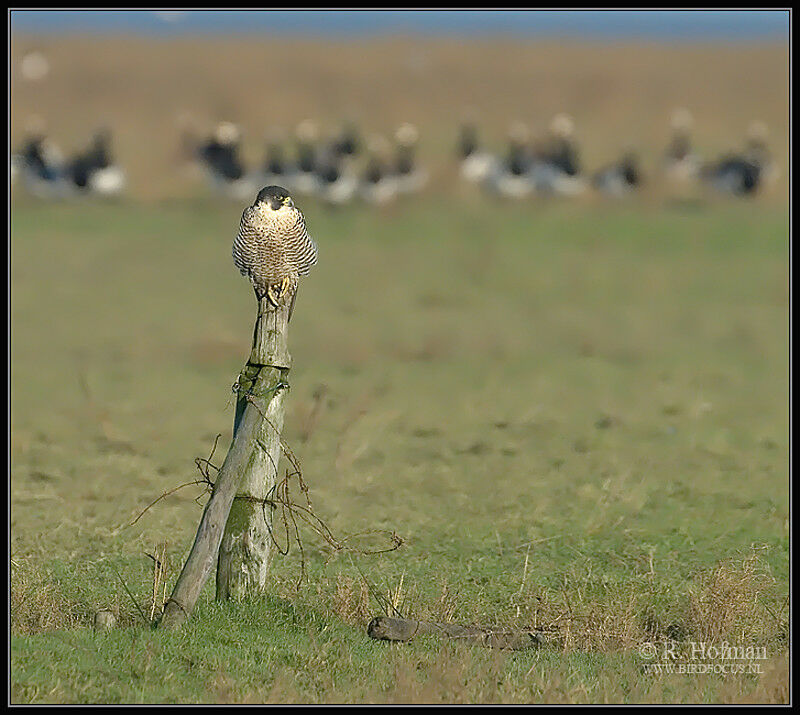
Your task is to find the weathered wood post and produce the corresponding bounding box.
[158,295,291,629]
[216,296,291,600]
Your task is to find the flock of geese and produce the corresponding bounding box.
[10,108,779,203]
[458,108,780,199]
[178,117,429,206]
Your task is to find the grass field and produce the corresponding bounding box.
[9,191,788,703]
[9,24,791,705]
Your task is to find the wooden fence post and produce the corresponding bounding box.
[216,296,291,600]
[158,295,291,629]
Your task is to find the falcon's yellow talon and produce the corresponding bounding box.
[265,279,292,308]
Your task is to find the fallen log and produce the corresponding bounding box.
[367,616,550,651]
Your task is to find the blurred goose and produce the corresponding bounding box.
[483,121,534,198]
[199,121,243,179]
[457,116,497,183]
[592,148,642,197]
[331,117,361,159]
[529,114,586,196]
[287,119,322,197]
[743,120,779,187]
[392,123,428,195]
[700,121,779,197]
[66,127,126,197]
[315,145,359,206]
[663,108,701,184]
[198,121,253,200]
[701,154,761,196]
[359,135,398,205]
[260,128,290,187]
[16,117,71,198]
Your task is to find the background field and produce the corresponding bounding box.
[10,36,789,200]
[10,34,789,704]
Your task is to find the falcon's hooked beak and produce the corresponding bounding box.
[267,195,294,211]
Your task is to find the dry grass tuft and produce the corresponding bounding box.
[331,574,372,626]
[10,560,89,635]
[504,585,648,654]
[429,579,460,624]
[687,549,786,645]
[146,541,169,622]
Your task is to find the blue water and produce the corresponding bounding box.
[9,10,790,40]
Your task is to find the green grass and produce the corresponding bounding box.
[10,196,788,703]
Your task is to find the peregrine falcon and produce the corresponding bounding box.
[233,185,318,317]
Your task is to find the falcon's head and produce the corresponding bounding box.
[254,185,295,212]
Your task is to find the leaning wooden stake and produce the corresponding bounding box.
[159,296,291,629]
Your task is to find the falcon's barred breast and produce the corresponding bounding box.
[232,185,317,312]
